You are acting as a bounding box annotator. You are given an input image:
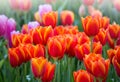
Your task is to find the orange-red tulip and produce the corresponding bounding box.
[47,35,66,60]
[60,10,74,25]
[84,53,110,80]
[76,32,90,45]
[94,28,107,46]
[75,43,90,61]
[64,26,79,34]
[31,57,56,82]
[65,34,77,57]
[21,24,29,34]
[99,17,109,29]
[30,26,54,45]
[54,26,65,35]
[93,42,102,54]
[73,70,94,82]
[112,47,120,77]
[8,44,45,67]
[107,49,116,63]
[81,16,100,36]
[42,11,58,28]
[11,33,32,47]
[108,23,120,39]
[26,44,45,58]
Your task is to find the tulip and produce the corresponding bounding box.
[82,0,95,6]
[21,24,29,34]
[9,0,32,11]
[45,0,56,3]
[107,49,116,63]
[60,10,74,25]
[81,16,100,36]
[31,26,54,45]
[39,4,52,19]
[84,53,110,81]
[108,23,120,39]
[79,4,86,17]
[25,44,45,58]
[47,35,66,60]
[75,43,90,61]
[5,18,16,47]
[94,28,107,46]
[8,48,21,67]
[0,15,8,37]
[93,42,102,54]
[54,26,65,35]
[106,30,114,48]
[42,11,58,28]
[28,21,40,30]
[65,34,78,57]
[34,12,41,23]
[99,17,110,29]
[31,57,56,82]
[73,70,94,82]
[113,0,120,12]
[64,26,79,34]
[76,32,90,45]
[11,33,32,47]
[112,47,120,77]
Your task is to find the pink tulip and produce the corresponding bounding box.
[38,4,52,19]
[9,0,32,11]
[82,0,95,6]
[113,0,120,12]
[0,15,8,37]
[5,18,16,47]
[79,4,86,16]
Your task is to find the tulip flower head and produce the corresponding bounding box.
[84,53,110,81]
[31,57,56,82]
[73,70,94,82]
[60,10,74,25]
[81,16,100,36]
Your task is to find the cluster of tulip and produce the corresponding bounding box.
[6,3,120,82]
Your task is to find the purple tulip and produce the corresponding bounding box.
[38,4,52,18]
[28,21,40,29]
[0,15,8,37]
[5,18,16,47]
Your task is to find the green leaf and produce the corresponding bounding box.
[0,59,4,69]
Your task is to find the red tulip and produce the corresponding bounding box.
[73,70,94,82]
[65,34,78,57]
[108,23,120,39]
[11,33,32,47]
[107,49,116,63]
[94,28,107,46]
[42,11,58,28]
[60,10,74,25]
[93,42,102,54]
[84,53,110,81]
[30,26,54,45]
[75,43,90,61]
[31,57,56,82]
[112,46,120,77]
[76,32,90,45]
[47,35,66,60]
[81,16,100,36]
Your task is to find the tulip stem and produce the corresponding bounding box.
[90,37,93,52]
[57,60,60,82]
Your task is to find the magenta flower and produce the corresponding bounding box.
[0,15,8,37]
[38,4,52,19]
[28,21,40,29]
[5,18,16,47]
